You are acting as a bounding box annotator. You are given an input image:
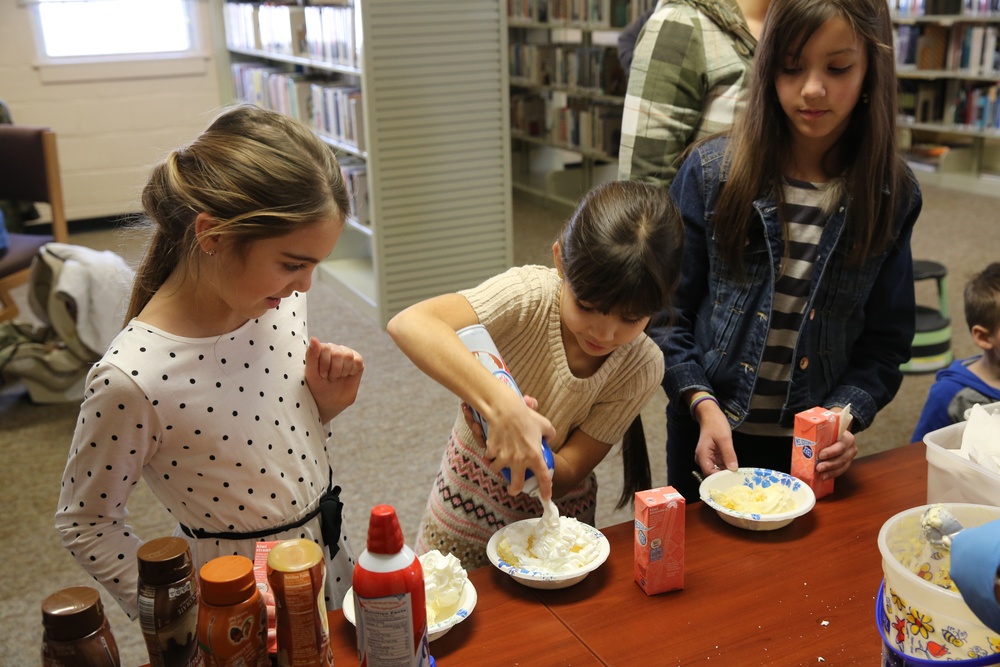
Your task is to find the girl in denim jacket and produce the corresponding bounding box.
[658,0,922,501]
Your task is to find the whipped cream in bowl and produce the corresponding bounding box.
[343,549,477,641]
[486,500,611,589]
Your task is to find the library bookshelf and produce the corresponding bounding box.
[219,0,513,326]
[506,0,655,208]
[892,0,1000,197]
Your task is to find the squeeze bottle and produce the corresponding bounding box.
[197,555,269,666]
[137,536,204,667]
[41,586,121,667]
[352,504,431,667]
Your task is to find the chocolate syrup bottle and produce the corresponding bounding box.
[137,536,204,667]
[41,586,121,667]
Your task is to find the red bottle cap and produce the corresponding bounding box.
[366,504,404,555]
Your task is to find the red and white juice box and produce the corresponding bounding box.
[792,407,841,499]
[634,486,685,595]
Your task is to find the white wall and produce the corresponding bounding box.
[0,0,228,223]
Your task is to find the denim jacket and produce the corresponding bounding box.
[655,136,922,432]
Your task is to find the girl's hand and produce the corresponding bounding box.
[693,401,738,477]
[816,429,858,480]
[305,337,364,423]
[480,393,556,502]
[461,395,540,448]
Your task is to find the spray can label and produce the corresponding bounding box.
[456,324,553,494]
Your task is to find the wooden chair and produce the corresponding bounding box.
[0,126,69,322]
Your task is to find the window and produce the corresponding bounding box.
[26,0,198,59]
[24,0,208,83]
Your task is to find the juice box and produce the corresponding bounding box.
[634,486,684,595]
[792,407,840,499]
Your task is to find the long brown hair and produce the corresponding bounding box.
[557,180,684,507]
[125,104,350,322]
[714,0,911,273]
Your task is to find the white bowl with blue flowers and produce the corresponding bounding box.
[699,467,816,531]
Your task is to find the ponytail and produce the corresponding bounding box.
[617,414,652,509]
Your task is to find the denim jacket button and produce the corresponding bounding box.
[799,356,809,370]
[808,308,816,320]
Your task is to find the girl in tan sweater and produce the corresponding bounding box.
[387,180,683,568]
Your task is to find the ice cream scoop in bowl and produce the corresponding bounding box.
[699,467,815,531]
[486,505,610,589]
[921,503,964,550]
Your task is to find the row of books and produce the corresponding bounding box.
[900,78,1000,129]
[891,0,998,15]
[302,3,358,68]
[338,156,370,226]
[230,63,369,224]
[508,0,656,27]
[511,93,623,156]
[224,3,306,56]
[223,2,359,68]
[896,22,1000,74]
[310,81,366,153]
[509,44,626,96]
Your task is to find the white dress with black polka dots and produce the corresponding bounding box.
[55,291,354,619]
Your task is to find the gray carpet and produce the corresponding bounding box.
[0,184,991,665]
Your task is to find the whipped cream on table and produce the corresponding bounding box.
[710,484,795,515]
[497,500,600,574]
[418,550,467,624]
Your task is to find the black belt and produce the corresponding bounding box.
[179,472,343,561]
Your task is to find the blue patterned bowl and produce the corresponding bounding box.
[699,467,816,531]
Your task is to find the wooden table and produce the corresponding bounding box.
[330,444,928,666]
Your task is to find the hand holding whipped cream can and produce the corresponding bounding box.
[456,324,554,496]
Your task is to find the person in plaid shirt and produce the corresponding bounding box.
[619,0,771,188]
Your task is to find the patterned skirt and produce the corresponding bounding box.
[415,425,597,570]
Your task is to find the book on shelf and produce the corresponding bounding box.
[257,3,308,57]
[223,2,261,51]
[310,82,365,151]
[511,93,548,136]
[338,156,369,226]
[916,24,948,70]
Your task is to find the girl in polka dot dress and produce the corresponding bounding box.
[387,181,684,569]
[55,105,363,619]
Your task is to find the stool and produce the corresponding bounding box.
[900,259,953,374]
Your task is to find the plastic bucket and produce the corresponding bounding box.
[878,503,1000,663]
[876,581,1000,666]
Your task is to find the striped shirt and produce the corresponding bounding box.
[738,178,840,436]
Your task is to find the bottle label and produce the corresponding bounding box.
[42,628,121,667]
[198,597,269,667]
[268,566,331,667]
[356,592,430,667]
[138,578,204,667]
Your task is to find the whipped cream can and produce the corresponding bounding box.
[634,486,685,595]
[456,324,553,495]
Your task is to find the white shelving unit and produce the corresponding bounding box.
[892,7,1000,197]
[218,0,513,326]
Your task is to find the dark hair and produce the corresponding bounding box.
[125,104,350,322]
[965,262,1000,333]
[558,180,684,507]
[715,0,912,273]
